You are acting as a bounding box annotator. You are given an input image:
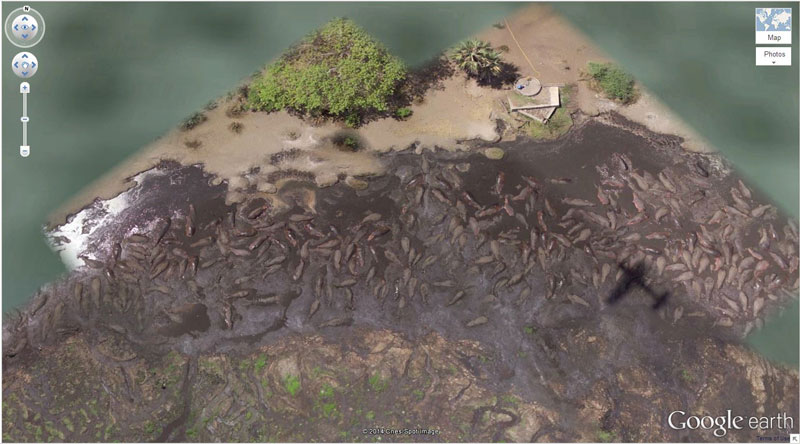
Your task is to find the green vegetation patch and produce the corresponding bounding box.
[314,383,338,419]
[586,62,637,104]
[526,108,573,141]
[332,133,362,152]
[248,18,407,127]
[254,354,268,372]
[367,372,389,393]
[319,383,335,399]
[596,429,618,443]
[321,401,338,418]
[284,374,301,396]
[501,394,519,407]
[394,107,413,120]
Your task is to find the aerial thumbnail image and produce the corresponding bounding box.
[1,2,798,443]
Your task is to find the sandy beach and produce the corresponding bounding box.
[48,4,711,229]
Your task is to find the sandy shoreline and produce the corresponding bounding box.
[48,4,712,230]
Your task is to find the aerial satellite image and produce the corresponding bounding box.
[1,2,798,442]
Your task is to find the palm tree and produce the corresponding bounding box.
[451,40,503,81]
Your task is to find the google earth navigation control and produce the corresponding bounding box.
[0,2,798,443]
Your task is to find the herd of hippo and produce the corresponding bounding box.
[3,118,798,441]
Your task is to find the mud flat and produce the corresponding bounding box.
[4,116,798,442]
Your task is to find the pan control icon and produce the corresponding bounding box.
[11,52,37,78]
[4,6,45,48]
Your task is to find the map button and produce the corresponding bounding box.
[755,8,792,44]
[756,47,792,66]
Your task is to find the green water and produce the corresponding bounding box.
[2,2,797,366]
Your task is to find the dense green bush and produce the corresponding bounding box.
[248,18,407,126]
[586,62,637,104]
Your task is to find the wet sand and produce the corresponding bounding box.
[5,116,798,442]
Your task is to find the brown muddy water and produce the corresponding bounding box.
[4,116,798,440]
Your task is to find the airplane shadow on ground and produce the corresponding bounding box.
[606,262,671,310]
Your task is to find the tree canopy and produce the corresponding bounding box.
[248,18,407,126]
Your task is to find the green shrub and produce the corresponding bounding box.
[332,133,361,151]
[394,107,413,119]
[586,62,637,104]
[344,112,361,128]
[343,136,358,149]
[248,18,407,126]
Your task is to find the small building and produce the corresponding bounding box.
[507,76,560,123]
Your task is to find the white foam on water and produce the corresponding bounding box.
[45,168,163,270]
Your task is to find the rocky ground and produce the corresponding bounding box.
[3,115,798,442]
